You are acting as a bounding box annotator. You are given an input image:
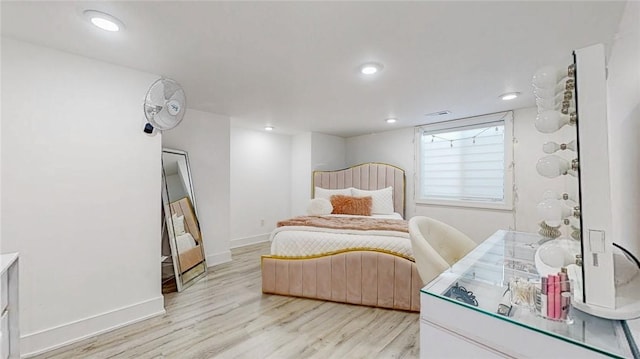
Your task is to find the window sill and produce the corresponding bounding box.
[416,198,513,211]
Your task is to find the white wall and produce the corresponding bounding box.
[162,109,231,266]
[229,126,292,247]
[166,174,188,201]
[346,108,560,243]
[291,133,312,216]
[606,0,640,259]
[289,132,346,217]
[311,132,346,171]
[1,38,164,355]
[346,128,416,216]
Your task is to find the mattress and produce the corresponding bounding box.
[269,213,413,259]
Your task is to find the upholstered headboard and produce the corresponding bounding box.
[312,163,406,218]
[168,197,201,243]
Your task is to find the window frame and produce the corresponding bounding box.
[414,111,514,210]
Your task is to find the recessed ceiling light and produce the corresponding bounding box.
[264,126,274,131]
[500,92,520,101]
[360,63,383,75]
[84,10,124,32]
[385,118,397,124]
[425,110,451,117]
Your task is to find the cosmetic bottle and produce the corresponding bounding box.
[548,275,557,318]
[553,275,561,319]
[540,277,548,317]
[559,269,570,320]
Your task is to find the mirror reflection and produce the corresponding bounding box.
[161,148,206,292]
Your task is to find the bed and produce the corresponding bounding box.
[168,197,205,274]
[261,163,421,312]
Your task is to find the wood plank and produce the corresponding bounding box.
[36,242,419,359]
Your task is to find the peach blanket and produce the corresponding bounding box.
[277,215,408,233]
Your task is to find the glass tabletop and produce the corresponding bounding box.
[421,230,637,358]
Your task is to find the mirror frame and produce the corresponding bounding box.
[162,148,207,292]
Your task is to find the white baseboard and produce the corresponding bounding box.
[230,233,270,249]
[206,250,232,267]
[22,296,165,357]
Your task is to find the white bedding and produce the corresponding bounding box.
[269,213,413,259]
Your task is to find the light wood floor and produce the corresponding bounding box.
[37,242,420,359]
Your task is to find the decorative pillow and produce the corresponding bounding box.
[330,195,372,216]
[314,186,353,200]
[307,198,334,215]
[352,187,394,214]
[171,213,186,236]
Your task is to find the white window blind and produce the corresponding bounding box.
[417,112,512,208]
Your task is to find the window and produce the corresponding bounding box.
[416,112,513,209]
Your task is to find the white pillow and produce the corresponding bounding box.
[352,187,394,214]
[306,198,333,215]
[171,213,186,236]
[314,186,353,200]
[175,233,197,253]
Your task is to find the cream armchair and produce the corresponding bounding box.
[408,216,477,285]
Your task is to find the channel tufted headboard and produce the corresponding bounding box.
[312,162,406,218]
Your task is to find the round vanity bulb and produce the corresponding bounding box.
[532,66,568,89]
[532,65,574,90]
[537,198,573,227]
[536,97,574,112]
[535,110,574,133]
[533,86,556,99]
[536,97,560,111]
[536,155,570,178]
[542,140,577,154]
[542,189,575,203]
[542,190,558,200]
[542,142,561,154]
[533,80,574,100]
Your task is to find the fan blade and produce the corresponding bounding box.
[163,80,181,100]
[148,81,166,106]
[150,107,175,130]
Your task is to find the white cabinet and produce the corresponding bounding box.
[0,254,18,359]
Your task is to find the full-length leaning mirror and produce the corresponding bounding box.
[161,148,207,292]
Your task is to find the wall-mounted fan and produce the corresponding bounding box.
[143,78,186,133]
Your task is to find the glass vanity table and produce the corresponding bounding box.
[420,230,638,358]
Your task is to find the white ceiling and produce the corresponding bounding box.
[0,1,626,137]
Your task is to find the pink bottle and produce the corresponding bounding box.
[553,275,561,319]
[547,275,557,318]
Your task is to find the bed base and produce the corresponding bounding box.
[261,251,421,312]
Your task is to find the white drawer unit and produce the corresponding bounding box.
[0,254,18,359]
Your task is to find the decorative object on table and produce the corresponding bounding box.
[530,270,574,324]
[444,282,478,306]
[509,277,536,308]
[538,221,561,239]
